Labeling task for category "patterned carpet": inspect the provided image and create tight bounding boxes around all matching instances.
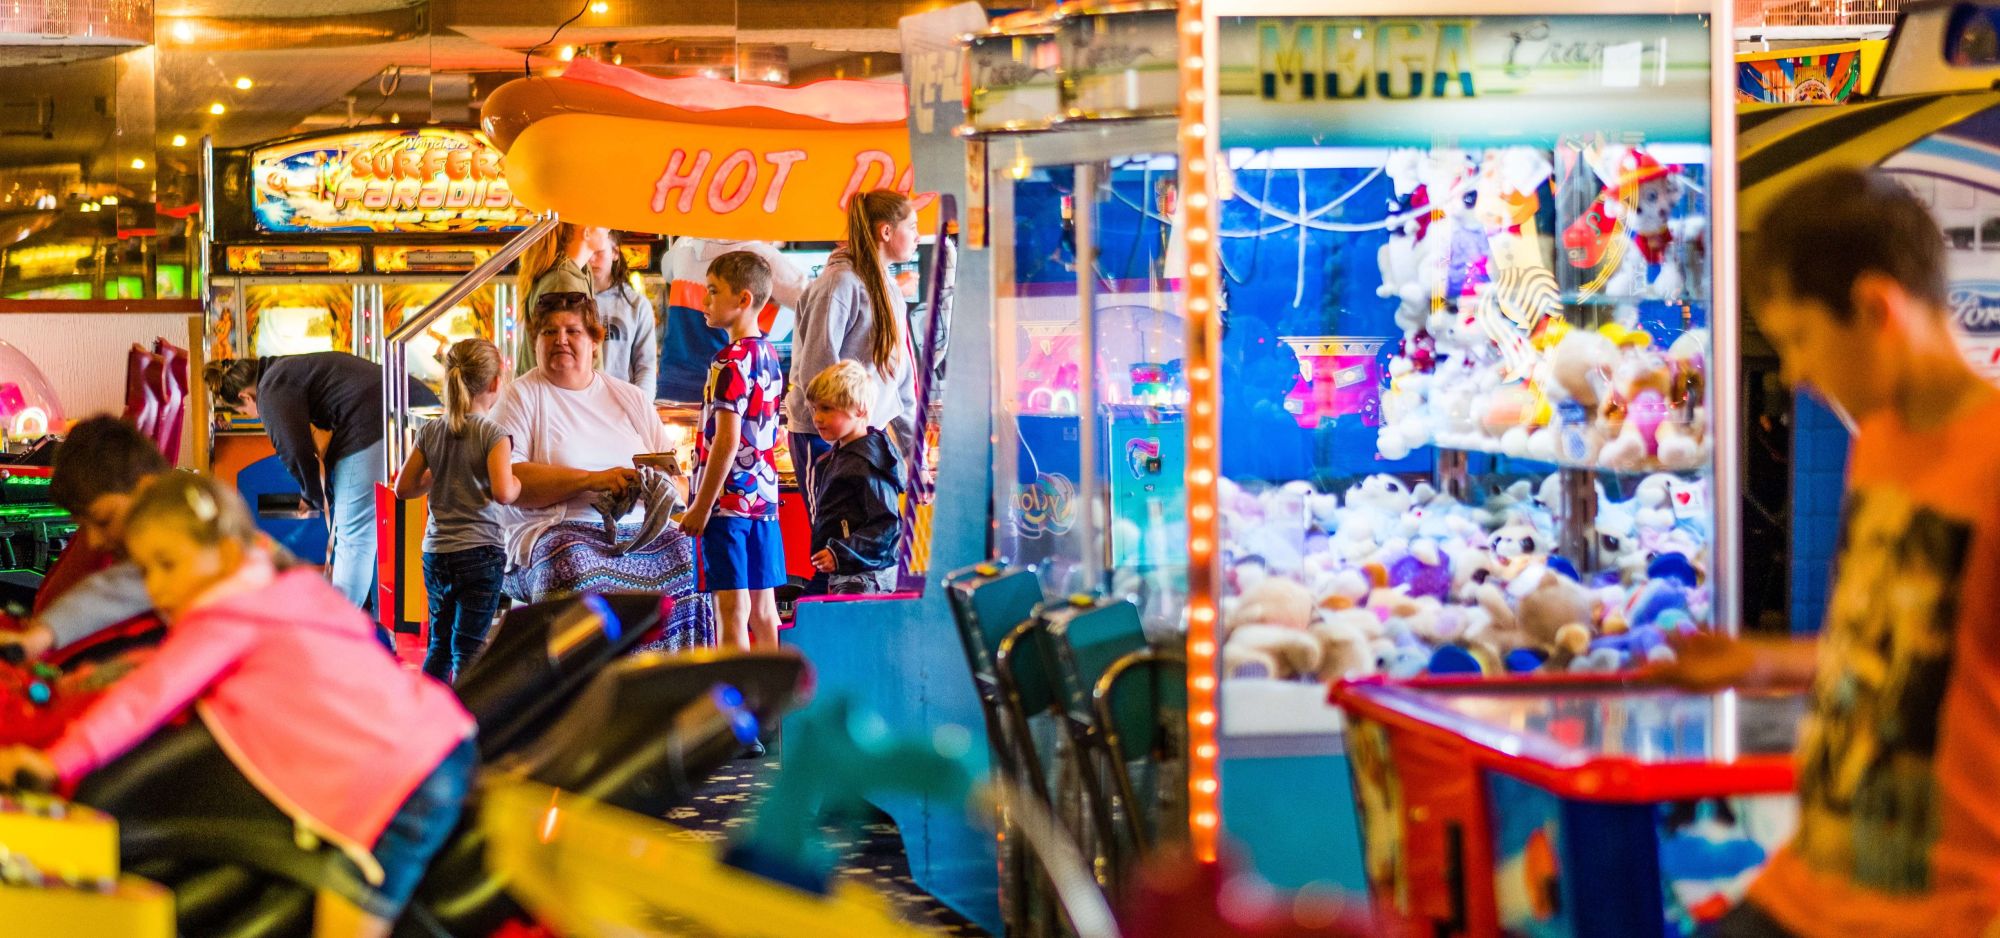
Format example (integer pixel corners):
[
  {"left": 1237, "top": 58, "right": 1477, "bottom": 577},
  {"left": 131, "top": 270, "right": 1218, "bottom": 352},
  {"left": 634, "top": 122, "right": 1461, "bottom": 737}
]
[{"left": 667, "top": 753, "right": 990, "bottom": 937}]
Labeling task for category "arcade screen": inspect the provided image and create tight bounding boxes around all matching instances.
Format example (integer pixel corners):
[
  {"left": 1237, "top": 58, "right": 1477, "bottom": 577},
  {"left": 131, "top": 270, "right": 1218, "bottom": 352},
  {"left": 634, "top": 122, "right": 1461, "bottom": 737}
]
[{"left": 246, "top": 283, "right": 351, "bottom": 357}]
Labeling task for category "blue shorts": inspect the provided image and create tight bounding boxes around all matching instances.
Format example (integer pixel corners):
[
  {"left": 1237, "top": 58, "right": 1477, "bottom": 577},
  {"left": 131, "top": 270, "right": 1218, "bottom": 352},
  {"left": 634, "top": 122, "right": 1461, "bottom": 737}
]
[
  {"left": 698, "top": 516, "right": 786, "bottom": 592},
  {"left": 363, "top": 735, "right": 477, "bottom": 918}
]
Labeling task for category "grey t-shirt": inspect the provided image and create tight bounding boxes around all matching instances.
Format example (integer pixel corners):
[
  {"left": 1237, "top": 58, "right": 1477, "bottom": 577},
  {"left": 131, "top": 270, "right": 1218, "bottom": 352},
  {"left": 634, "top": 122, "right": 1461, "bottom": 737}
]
[{"left": 415, "top": 413, "right": 508, "bottom": 554}]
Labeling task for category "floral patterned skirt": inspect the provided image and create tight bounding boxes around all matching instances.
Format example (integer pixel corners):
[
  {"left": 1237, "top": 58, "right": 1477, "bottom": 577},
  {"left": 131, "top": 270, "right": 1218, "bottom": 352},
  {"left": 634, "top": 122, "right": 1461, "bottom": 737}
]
[{"left": 505, "top": 521, "right": 715, "bottom": 652}]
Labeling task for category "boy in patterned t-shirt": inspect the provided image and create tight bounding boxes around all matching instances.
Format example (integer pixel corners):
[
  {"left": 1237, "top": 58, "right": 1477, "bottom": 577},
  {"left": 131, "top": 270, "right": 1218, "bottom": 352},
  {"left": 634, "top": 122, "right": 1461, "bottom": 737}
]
[
  {"left": 680, "top": 251, "right": 786, "bottom": 656},
  {"left": 1663, "top": 168, "right": 2000, "bottom": 938}
]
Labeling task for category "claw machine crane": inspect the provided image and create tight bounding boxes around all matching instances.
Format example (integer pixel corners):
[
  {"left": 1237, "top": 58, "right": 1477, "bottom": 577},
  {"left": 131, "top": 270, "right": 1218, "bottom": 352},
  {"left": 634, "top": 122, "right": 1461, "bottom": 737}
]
[
  {"left": 1187, "top": 0, "right": 1742, "bottom": 922},
  {"left": 204, "top": 126, "right": 540, "bottom": 563},
  {"left": 968, "top": 0, "right": 1743, "bottom": 906}
]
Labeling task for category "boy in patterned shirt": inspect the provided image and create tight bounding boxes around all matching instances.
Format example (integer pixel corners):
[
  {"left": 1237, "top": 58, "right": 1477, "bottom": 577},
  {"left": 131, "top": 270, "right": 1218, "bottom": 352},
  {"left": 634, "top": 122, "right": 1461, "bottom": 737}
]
[{"left": 680, "top": 251, "right": 786, "bottom": 657}]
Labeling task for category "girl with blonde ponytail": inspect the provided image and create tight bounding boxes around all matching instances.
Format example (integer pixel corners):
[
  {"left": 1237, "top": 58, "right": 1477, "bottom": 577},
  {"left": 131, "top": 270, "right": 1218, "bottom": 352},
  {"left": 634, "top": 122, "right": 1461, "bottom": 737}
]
[
  {"left": 395, "top": 337, "right": 521, "bottom": 680},
  {"left": 785, "top": 189, "right": 919, "bottom": 515}
]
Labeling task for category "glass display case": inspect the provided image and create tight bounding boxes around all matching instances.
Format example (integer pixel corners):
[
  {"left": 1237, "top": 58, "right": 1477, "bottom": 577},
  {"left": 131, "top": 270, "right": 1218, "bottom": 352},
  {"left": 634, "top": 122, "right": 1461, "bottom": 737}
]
[
  {"left": 1186, "top": 6, "right": 1736, "bottom": 707},
  {"left": 973, "top": 0, "right": 1739, "bottom": 870},
  {"left": 1181, "top": 0, "right": 1739, "bottom": 864},
  {"left": 989, "top": 146, "right": 1190, "bottom": 633}
]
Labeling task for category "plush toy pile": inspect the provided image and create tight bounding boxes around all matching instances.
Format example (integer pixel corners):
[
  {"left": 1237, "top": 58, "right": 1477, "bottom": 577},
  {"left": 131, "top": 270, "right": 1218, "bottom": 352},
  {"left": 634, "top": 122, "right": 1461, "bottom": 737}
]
[
  {"left": 1219, "top": 472, "right": 1711, "bottom": 684},
  {"left": 1372, "top": 144, "right": 1711, "bottom": 472}
]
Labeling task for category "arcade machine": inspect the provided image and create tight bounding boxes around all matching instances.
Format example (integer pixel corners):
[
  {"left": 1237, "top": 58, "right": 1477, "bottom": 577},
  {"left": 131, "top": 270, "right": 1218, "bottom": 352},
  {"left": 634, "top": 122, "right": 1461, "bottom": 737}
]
[
  {"left": 1739, "top": 0, "right": 2000, "bottom": 636},
  {"left": 207, "top": 125, "right": 540, "bottom": 374},
  {"left": 965, "top": 0, "right": 1741, "bottom": 897},
  {"left": 1202, "top": 0, "right": 1738, "bottom": 897},
  {"left": 205, "top": 125, "right": 541, "bottom": 565}
]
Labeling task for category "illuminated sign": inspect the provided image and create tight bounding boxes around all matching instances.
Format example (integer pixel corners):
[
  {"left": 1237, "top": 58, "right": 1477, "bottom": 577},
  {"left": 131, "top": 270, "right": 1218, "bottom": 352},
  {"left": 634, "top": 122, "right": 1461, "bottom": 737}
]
[
  {"left": 503, "top": 114, "right": 934, "bottom": 241},
  {"left": 226, "top": 244, "right": 363, "bottom": 273},
  {"left": 251, "top": 128, "right": 538, "bottom": 235},
  {"left": 1258, "top": 20, "right": 1477, "bottom": 100},
  {"left": 1736, "top": 42, "right": 1878, "bottom": 104},
  {"left": 1949, "top": 282, "right": 2000, "bottom": 378},
  {"left": 373, "top": 245, "right": 499, "bottom": 273},
  {"left": 1222, "top": 16, "right": 1713, "bottom": 148}
]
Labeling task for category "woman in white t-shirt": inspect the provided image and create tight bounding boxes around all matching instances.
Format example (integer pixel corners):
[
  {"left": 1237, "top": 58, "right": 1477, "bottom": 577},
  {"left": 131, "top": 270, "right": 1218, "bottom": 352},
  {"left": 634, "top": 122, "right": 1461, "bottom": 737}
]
[{"left": 491, "top": 291, "right": 711, "bottom": 650}]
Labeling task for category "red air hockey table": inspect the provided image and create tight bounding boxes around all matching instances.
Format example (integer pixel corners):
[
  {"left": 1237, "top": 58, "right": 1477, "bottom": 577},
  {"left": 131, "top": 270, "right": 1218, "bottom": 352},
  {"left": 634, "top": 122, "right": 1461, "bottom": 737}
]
[{"left": 1330, "top": 676, "right": 1805, "bottom": 938}]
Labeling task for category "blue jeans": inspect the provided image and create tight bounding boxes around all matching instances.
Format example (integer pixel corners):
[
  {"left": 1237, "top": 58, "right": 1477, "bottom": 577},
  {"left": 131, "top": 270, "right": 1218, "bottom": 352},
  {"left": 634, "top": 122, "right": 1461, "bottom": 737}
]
[
  {"left": 328, "top": 440, "right": 384, "bottom": 613},
  {"left": 421, "top": 545, "right": 505, "bottom": 681},
  {"left": 362, "top": 735, "right": 477, "bottom": 918}
]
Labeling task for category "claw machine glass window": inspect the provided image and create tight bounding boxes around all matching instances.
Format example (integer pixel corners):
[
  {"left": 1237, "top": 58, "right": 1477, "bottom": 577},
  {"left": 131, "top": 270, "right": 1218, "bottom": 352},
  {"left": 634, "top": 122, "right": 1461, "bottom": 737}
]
[
  {"left": 988, "top": 134, "right": 1190, "bottom": 626},
  {"left": 1095, "top": 155, "right": 1189, "bottom": 634},
  {"left": 1203, "top": 10, "right": 1734, "bottom": 726},
  {"left": 994, "top": 160, "right": 1092, "bottom": 598}
]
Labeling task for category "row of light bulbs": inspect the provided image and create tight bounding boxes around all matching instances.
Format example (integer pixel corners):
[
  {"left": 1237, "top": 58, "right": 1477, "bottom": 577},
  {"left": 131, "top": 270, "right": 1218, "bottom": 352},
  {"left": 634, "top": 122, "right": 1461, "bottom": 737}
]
[{"left": 1177, "top": 0, "right": 1222, "bottom": 865}]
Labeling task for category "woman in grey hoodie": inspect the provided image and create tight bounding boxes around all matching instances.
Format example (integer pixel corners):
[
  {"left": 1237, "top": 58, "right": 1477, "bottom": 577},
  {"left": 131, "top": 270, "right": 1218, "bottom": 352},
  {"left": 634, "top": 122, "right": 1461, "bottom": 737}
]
[{"left": 785, "top": 189, "right": 919, "bottom": 514}]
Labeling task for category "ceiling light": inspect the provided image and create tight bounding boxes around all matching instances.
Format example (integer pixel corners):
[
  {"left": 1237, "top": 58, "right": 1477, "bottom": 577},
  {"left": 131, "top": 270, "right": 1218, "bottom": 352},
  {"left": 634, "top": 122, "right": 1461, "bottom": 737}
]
[
  {"left": 101, "top": 196, "right": 119, "bottom": 205},
  {"left": 209, "top": 102, "right": 226, "bottom": 115},
  {"left": 590, "top": 1, "right": 609, "bottom": 13},
  {"left": 170, "top": 20, "right": 195, "bottom": 43},
  {"left": 130, "top": 157, "right": 146, "bottom": 170},
  {"left": 558, "top": 45, "right": 575, "bottom": 61},
  {"left": 234, "top": 77, "right": 253, "bottom": 91},
  {"left": 171, "top": 134, "right": 187, "bottom": 148}
]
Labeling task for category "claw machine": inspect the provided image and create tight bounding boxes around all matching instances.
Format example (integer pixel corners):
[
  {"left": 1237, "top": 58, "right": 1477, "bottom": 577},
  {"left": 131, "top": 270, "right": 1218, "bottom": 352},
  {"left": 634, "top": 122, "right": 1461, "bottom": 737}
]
[
  {"left": 970, "top": 0, "right": 1742, "bottom": 900},
  {"left": 204, "top": 126, "right": 540, "bottom": 562},
  {"left": 1182, "top": 0, "right": 1741, "bottom": 915}
]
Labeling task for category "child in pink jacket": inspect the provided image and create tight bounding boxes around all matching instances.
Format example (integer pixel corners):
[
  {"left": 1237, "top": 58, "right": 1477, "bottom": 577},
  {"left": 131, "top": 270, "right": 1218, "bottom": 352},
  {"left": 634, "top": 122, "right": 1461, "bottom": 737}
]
[{"left": 0, "top": 473, "right": 476, "bottom": 938}]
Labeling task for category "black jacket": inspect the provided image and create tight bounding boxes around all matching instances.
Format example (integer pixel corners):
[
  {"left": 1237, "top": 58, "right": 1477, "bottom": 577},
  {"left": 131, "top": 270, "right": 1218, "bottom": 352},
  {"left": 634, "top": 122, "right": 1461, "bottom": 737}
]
[
  {"left": 809, "top": 428, "right": 904, "bottom": 574},
  {"left": 257, "top": 352, "right": 439, "bottom": 510}
]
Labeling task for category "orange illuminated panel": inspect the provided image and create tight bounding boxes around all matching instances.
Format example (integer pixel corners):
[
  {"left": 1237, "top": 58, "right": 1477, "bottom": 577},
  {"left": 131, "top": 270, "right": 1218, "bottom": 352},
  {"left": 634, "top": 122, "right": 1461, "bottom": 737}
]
[
  {"left": 226, "top": 244, "right": 363, "bottom": 273},
  {"left": 618, "top": 243, "right": 654, "bottom": 270},
  {"left": 373, "top": 245, "right": 499, "bottom": 273}
]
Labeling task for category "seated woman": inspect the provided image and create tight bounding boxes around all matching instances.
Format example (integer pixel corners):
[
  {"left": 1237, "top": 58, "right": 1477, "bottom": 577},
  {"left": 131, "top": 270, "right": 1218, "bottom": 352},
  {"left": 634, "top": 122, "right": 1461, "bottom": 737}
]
[{"left": 494, "top": 292, "right": 712, "bottom": 650}]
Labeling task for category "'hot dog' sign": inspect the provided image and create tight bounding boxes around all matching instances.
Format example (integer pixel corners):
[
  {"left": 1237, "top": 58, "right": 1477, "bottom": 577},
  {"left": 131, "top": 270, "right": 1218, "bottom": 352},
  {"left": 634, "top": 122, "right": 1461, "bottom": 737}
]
[{"left": 500, "top": 114, "right": 936, "bottom": 241}]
